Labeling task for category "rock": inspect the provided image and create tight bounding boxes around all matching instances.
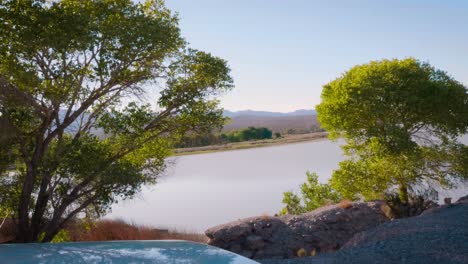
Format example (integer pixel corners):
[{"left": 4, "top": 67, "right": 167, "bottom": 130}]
[
  {"left": 457, "top": 194, "right": 468, "bottom": 203},
  {"left": 205, "top": 201, "right": 390, "bottom": 259},
  {"left": 245, "top": 235, "right": 265, "bottom": 250},
  {"left": 332, "top": 202, "right": 468, "bottom": 264}
]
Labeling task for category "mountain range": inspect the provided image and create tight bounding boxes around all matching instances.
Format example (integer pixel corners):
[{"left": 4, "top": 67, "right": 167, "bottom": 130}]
[
  {"left": 222, "top": 109, "right": 319, "bottom": 133},
  {"left": 223, "top": 109, "right": 316, "bottom": 118}
]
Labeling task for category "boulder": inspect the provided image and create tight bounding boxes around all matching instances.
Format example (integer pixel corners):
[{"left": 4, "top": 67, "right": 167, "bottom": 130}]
[
  {"left": 205, "top": 201, "right": 389, "bottom": 259},
  {"left": 457, "top": 194, "right": 468, "bottom": 203}
]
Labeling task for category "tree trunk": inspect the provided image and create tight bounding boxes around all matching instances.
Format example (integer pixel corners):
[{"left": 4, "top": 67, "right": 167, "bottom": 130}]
[
  {"left": 16, "top": 166, "right": 36, "bottom": 243},
  {"left": 41, "top": 221, "right": 62, "bottom": 242},
  {"left": 17, "top": 141, "right": 46, "bottom": 242},
  {"left": 31, "top": 175, "right": 52, "bottom": 240},
  {"left": 399, "top": 183, "right": 409, "bottom": 204}
]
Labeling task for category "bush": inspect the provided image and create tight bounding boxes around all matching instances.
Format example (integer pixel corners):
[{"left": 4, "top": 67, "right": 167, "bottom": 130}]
[{"left": 280, "top": 172, "right": 342, "bottom": 215}]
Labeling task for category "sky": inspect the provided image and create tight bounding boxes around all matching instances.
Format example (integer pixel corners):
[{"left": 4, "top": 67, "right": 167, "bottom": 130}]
[{"left": 164, "top": 0, "right": 468, "bottom": 112}]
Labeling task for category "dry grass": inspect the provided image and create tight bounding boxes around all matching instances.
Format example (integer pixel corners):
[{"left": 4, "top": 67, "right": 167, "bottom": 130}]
[
  {"left": 296, "top": 248, "right": 307, "bottom": 257},
  {"left": 338, "top": 199, "right": 353, "bottom": 209},
  {"left": 0, "top": 219, "right": 16, "bottom": 243},
  {"left": 0, "top": 219, "right": 208, "bottom": 244},
  {"left": 68, "top": 219, "right": 208, "bottom": 243}
]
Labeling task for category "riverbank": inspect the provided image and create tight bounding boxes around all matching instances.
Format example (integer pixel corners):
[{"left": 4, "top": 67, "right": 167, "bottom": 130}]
[{"left": 173, "top": 132, "right": 329, "bottom": 156}]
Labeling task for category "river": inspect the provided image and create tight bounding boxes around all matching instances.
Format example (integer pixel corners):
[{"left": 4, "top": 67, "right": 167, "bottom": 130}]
[{"left": 107, "top": 136, "right": 468, "bottom": 232}]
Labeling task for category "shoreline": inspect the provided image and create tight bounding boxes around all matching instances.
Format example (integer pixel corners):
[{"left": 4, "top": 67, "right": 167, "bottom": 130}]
[{"left": 172, "top": 132, "right": 329, "bottom": 156}]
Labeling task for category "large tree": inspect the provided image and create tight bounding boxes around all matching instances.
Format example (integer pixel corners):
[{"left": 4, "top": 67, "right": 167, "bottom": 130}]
[
  {"left": 0, "top": 0, "right": 233, "bottom": 242},
  {"left": 317, "top": 58, "right": 468, "bottom": 203}
]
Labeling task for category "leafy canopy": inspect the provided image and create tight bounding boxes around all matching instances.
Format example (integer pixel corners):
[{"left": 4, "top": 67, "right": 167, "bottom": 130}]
[
  {"left": 0, "top": 0, "right": 232, "bottom": 242},
  {"left": 317, "top": 58, "right": 468, "bottom": 202}
]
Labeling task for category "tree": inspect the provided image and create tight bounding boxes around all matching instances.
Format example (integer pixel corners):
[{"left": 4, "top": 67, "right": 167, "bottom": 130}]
[
  {"left": 0, "top": 0, "right": 233, "bottom": 242},
  {"left": 280, "top": 172, "right": 341, "bottom": 215},
  {"left": 316, "top": 58, "right": 468, "bottom": 203}
]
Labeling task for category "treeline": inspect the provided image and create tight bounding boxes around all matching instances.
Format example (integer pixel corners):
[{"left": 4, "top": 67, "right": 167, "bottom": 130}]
[
  {"left": 175, "top": 127, "right": 276, "bottom": 148},
  {"left": 286, "top": 125, "right": 325, "bottom": 135}
]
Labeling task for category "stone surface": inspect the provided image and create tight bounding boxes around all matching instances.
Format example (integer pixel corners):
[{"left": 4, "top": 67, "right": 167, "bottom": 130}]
[
  {"left": 205, "top": 201, "right": 390, "bottom": 259},
  {"left": 457, "top": 194, "right": 468, "bottom": 203}
]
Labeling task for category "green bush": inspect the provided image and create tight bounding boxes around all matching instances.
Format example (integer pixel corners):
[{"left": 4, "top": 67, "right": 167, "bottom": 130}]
[{"left": 280, "top": 172, "right": 342, "bottom": 215}]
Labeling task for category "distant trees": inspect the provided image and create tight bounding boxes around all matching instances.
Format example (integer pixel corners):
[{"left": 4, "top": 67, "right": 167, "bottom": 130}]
[
  {"left": 317, "top": 58, "right": 468, "bottom": 203},
  {"left": 286, "top": 125, "right": 324, "bottom": 135},
  {"left": 224, "top": 127, "right": 273, "bottom": 142},
  {"left": 176, "top": 127, "right": 274, "bottom": 148}
]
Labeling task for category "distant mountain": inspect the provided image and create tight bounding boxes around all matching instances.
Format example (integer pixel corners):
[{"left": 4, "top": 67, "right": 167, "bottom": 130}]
[
  {"left": 223, "top": 109, "right": 316, "bottom": 118},
  {"left": 59, "top": 108, "right": 319, "bottom": 135},
  {"left": 222, "top": 109, "right": 319, "bottom": 133}
]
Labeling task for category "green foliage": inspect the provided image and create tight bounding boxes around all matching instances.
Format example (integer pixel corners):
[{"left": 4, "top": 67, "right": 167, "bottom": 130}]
[
  {"left": 51, "top": 229, "right": 70, "bottom": 243},
  {"left": 280, "top": 172, "right": 342, "bottom": 215},
  {"left": 38, "top": 229, "right": 70, "bottom": 243},
  {"left": 0, "top": 0, "right": 232, "bottom": 242},
  {"left": 223, "top": 127, "right": 273, "bottom": 142},
  {"left": 175, "top": 126, "right": 273, "bottom": 148},
  {"left": 317, "top": 58, "right": 468, "bottom": 202}
]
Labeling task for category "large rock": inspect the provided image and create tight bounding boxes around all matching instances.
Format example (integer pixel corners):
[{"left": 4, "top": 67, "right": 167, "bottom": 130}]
[{"left": 205, "top": 201, "right": 389, "bottom": 259}]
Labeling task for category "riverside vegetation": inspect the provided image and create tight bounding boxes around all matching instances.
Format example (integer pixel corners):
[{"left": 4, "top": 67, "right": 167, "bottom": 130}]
[
  {"left": 282, "top": 58, "right": 468, "bottom": 214},
  {"left": 175, "top": 126, "right": 275, "bottom": 148}
]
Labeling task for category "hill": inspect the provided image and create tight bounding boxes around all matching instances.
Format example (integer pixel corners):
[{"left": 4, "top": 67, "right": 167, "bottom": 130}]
[
  {"left": 223, "top": 109, "right": 317, "bottom": 118},
  {"left": 222, "top": 109, "right": 319, "bottom": 133}
]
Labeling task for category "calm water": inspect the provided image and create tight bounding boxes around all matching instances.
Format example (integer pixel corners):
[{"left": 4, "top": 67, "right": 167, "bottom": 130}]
[{"left": 108, "top": 136, "right": 468, "bottom": 232}]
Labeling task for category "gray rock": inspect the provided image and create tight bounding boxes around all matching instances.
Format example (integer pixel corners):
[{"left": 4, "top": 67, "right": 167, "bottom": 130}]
[
  {"left": 205, "top": 201, "right": 390, "bottom": 259},
  {"left": 457, "top": 194, "right": 468, "bottom": 203},
  {"left": 246, "top": 235, "right": 265, "bottom": 250}
]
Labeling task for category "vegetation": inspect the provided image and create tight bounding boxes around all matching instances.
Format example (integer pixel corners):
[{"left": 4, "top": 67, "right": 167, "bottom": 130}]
[
  {"left": 280, "top": 172, "right": 341, "bottom": 215},
  {"left": 316, "top": 58, "right": 468, "bottom": 203},
  {"left": 0, "top": 218, "right": 207, "bottom": 243},
  {"left": 286, "top": 126, "right": 324, "bottom": 135},
  {"left": 0, "top": 0, "right": 232, "bottom": 242},
  {"left": 174, "top": 132, "right": 328, "bottom": 156},
  {"left": 222, "top": 126, "right": 273, "bottom": 142},
  {"left": 282, "top": 58, "right": 467, "bottom": 214},
  {"left": 67, "top": 219, "right": 207, "bottom": 243},
  {"left": 175, "top": 126, "right": 273, "bottom": 148}
]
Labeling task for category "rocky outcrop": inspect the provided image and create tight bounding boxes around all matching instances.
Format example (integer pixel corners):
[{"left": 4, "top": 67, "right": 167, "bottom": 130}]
[
  {"left": 205, "top": 201, "right": 389, "bottom": 259},
  {"left": 457, "top": 194, "right": 468, "bottom": 203}
]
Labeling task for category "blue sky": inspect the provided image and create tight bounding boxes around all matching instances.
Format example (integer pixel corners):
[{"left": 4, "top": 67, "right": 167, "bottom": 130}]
[{"left": 164, "top": 0, "right": 468, "bottom": 112}]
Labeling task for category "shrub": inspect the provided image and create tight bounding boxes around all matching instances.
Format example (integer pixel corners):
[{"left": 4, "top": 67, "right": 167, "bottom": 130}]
[{"left": 280, "top": 172, "right": 342, "bottom": 215}]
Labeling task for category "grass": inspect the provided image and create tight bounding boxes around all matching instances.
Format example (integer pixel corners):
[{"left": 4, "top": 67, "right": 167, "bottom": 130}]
[
  {"left": 0, "top": 219, "right": 208, "bottom": 244},
  {"left": 173, "top": 132, "right": 328, "bottom": 156}
]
